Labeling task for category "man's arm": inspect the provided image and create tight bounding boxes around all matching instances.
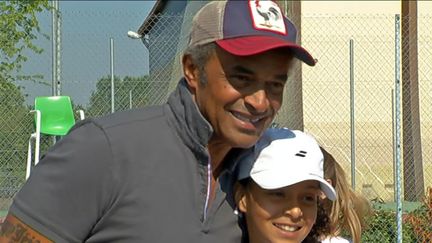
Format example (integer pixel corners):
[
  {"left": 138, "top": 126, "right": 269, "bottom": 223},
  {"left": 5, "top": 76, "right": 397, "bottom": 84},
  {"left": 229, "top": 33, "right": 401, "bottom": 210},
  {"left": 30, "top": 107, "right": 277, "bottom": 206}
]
[{"left": 0, "top": 214, "right": 53, "bottom": 243}]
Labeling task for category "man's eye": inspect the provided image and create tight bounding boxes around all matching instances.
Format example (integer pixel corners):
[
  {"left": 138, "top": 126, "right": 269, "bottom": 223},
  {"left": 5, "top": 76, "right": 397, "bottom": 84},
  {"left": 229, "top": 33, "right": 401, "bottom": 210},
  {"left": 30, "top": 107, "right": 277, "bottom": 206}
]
[
  {"left": 267, "top": 81, "right": 285, "bottom": 94},
  {"left": 272, "top": 82, "right": 284, "bottom": 88},
  {"left": 231, "top": 75, "right": 251, "bottom": 82}
]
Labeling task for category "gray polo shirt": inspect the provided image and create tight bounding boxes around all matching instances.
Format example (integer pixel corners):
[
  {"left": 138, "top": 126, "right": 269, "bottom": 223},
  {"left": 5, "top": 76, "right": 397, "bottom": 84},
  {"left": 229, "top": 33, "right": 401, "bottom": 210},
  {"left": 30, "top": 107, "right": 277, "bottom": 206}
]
[{"left": 10, "top": 79, "right": 243, "bottom": 242}]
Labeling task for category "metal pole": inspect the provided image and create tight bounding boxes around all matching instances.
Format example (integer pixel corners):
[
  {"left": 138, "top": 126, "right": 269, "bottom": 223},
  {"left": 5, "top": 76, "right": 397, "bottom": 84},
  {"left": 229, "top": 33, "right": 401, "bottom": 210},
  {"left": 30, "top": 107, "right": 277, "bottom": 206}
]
[
  {"left": 349, "top": 39, "right": 356, "bottom": 190},
  {"left": 56, "top": 0, "right": 61, "bottom": 96},
  {"left": 110, "top": 38, "right": 115, "bottom": 113},
  {"left": 129, "top": 90, "right": 133, "bottom": 109},
  {"left": 51, "top": 0, "right": 57, "bottom": 96},
  {"left": 392, "top": 89, "right": 396, "bottom": 202},
  {"left": 51, "top": 0, "right": 60, "bottom": 144},
  {"left": 394, "top": 14, "right": 403, "bottom": 243}
]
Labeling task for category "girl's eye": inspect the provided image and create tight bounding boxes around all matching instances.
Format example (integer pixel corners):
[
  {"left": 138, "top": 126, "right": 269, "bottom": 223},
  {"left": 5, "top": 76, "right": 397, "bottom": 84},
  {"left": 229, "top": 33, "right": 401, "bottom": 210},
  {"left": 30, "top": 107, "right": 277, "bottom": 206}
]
[{"left": 303, "top": 195, "right": 318, "bottom": 204}]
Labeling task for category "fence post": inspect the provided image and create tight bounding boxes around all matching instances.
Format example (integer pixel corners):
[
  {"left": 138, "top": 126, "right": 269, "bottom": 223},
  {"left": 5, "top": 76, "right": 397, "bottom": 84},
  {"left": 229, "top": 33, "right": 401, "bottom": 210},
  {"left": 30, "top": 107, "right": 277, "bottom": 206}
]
[
  {"left": 52, "top": 0, "right": 58, "bottom": 96},
  {"left": 110, "top": 37, "right": 115, "bottom": 113},
  {"left": 349, "top": 39, "right": 356, "bottom": 190},
  {"left": 129, "top": 90, "right": 133, "bottom": 109},
  {"left": 52, "top": 0, "right": 61, "bottom": 144},
  {"left": 392, "top": 89, "right": 396, "bottom": 203},
  {"left": 394, "top": 13, "right": 403, "bottom": 243}
]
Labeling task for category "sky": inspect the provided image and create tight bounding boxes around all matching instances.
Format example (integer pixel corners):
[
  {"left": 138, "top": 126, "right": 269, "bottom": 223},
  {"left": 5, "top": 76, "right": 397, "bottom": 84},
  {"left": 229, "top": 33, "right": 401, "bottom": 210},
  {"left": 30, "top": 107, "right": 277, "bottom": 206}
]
[
  {"left": 17, "top": 0, "right": 431, "bottom": 106},
  {"left": 19, "top": 1, "right": 156, "bottom": 105}
]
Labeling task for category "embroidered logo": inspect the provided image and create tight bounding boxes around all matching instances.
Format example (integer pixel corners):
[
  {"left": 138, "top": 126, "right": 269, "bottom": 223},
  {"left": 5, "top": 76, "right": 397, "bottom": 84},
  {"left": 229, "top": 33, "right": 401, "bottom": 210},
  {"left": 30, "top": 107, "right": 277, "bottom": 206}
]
[
  {"left": 295, "top": 150, "right": 307, "bottom": 157},
  {"left": 249, "top": 0, "right": 286, "bottom": 34}
]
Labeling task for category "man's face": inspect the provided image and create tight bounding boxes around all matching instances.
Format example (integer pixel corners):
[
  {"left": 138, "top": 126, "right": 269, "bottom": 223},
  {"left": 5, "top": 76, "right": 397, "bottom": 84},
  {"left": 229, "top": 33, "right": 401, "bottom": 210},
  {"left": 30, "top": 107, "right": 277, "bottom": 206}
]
[
  {"left": 238, "top": 180, "right": 321, "bottom": 243},
  {"left": 189, "top": 46, "right": 293, "bottom": 149}
]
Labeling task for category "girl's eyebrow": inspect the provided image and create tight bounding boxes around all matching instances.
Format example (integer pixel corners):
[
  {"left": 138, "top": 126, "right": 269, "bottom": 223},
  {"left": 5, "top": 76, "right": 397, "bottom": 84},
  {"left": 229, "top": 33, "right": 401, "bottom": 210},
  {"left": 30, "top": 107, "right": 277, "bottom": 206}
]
[{"left": 305, "top": 184, "right": 321, "bottom": 190}]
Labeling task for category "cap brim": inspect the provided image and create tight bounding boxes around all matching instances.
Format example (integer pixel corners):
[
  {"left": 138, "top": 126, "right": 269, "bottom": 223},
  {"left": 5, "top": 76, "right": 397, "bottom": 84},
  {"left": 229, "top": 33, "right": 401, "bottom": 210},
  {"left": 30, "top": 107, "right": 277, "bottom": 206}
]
[
  {"left": 216, "top": 36, "right": 316, "bottom": 66},
  {"left": 251, "top": 173, "right": 337, "bottom": 201}
]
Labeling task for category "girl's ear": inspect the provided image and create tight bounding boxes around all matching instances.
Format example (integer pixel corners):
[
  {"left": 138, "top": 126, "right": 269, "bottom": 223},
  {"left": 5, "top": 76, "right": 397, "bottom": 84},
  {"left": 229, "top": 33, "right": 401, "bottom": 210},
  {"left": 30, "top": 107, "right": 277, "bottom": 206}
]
[{"left": 234, "top": 183, "right": 248, "bottom": 213}]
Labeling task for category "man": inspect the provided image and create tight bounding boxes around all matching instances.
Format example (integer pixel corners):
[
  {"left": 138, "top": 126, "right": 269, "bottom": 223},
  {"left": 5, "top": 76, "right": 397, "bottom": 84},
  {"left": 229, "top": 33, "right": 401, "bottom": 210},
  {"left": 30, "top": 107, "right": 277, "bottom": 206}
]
[{"left": 0, "top": 1, "right": 315, "bottom": 242}]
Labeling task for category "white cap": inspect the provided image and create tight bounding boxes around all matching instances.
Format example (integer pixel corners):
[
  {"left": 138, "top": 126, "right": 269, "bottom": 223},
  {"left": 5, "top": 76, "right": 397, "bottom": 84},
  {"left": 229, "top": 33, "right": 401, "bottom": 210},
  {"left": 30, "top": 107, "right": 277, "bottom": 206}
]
[{"left": 237, "top": 128, "right": 336, "bottom": 201}]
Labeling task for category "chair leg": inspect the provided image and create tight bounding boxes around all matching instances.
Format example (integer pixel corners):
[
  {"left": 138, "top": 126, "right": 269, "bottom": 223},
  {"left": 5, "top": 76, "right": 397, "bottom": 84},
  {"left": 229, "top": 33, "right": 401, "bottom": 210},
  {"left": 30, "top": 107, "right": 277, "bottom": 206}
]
[
  {"left": 34, "top": 110, "right": 41, "bottom": 165},
  {"left": 27, "top": 110, "right": 41, "bottom": 179},
  {"left": 26, "top": 134, "right": 35, "bottom": 180},
  {"left": 77, "top": 110, "right": 85, "bottom": 120},
  {"left": 34, "top": 132, "right": 40, "bottom": 165}
]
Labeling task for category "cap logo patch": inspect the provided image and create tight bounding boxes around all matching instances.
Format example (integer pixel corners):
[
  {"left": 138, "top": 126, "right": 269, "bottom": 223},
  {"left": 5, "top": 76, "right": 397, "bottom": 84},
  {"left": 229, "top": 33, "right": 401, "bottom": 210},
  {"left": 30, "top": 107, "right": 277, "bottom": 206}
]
[
  {"left": 295, "top": 151, "right": 307, "bottom": 157},
  {"left": 249, "top": 0, "right": 286, "bottom": 35}
]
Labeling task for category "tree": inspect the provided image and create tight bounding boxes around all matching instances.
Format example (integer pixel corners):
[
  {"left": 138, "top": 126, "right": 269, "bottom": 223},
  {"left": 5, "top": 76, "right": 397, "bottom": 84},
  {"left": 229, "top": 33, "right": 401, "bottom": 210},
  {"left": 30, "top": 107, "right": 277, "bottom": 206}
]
[
  {"left": 0, "top": 0, "right": 50, "bottom": 83},
  {"left": 0, "top": 1, "right": 49, "bottom": 196},
  {"left": 86, "top": 75, "right": 122, "bottom": 117},
  {"left": 0, "top": 76, "right": 31, "bottom": 184},
  {"left": 86, "top": 75, "right": 151, "bottom": 118}
]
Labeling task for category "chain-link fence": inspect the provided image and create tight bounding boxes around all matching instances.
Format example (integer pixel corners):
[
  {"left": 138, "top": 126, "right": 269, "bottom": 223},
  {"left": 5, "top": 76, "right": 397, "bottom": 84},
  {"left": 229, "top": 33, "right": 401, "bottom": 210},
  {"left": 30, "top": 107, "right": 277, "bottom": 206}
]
[{"left": 1, "top": 8, "right": 431, "bottom": 241}]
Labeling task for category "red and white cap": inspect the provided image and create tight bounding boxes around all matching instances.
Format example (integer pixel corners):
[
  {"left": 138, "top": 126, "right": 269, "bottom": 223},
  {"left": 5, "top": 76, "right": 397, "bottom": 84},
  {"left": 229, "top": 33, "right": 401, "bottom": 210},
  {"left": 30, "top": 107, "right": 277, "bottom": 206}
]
[{"left": 188, "top": 0, "right": 316, "bottom": 66}]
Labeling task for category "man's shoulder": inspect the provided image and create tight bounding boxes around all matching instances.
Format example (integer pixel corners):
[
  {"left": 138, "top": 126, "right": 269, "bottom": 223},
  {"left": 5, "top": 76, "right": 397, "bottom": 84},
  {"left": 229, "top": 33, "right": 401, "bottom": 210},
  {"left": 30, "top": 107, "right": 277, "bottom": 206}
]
[
  {"left": 67, "top": 105, "right": 171, "bottom": 141},
  {"left": 87, "top": 105, "right": 167, "bottom": 130}
]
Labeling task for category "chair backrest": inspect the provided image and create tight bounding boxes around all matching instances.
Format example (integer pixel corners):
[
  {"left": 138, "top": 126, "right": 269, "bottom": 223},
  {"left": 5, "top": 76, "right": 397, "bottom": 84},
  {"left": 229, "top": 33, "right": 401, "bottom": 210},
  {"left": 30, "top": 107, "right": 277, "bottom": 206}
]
[{"left": 34, "top": 96, "right": 76, "bottom": 136}]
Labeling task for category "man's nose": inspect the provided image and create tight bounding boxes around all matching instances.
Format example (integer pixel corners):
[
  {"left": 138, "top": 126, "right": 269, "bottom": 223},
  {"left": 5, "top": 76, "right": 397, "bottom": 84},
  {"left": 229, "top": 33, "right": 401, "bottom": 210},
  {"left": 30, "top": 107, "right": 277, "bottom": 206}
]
[{"left": 244, "top": 89, "right": 270, "bottom": 114}]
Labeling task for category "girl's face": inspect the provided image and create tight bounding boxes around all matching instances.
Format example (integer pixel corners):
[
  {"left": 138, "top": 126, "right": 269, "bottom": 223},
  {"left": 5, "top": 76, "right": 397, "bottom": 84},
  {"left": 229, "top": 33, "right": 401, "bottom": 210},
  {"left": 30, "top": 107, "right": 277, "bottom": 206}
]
[{"left": 238, "top": 180, "right": 321, "bottom": 243}]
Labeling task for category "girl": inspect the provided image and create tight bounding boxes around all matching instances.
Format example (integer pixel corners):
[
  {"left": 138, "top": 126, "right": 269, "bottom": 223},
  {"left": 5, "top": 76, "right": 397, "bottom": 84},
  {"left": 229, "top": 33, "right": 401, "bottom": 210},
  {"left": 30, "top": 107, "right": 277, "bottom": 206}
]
[{"left": 234, "top": 128, "right": 336, "bottom": 243}]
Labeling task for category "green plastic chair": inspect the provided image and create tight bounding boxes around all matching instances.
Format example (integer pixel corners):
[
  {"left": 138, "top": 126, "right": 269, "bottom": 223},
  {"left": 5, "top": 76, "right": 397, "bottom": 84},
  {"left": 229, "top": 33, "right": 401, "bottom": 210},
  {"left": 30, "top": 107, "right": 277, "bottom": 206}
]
[{"left": 26, "top": 96, "right": 85, "bottom": 179}]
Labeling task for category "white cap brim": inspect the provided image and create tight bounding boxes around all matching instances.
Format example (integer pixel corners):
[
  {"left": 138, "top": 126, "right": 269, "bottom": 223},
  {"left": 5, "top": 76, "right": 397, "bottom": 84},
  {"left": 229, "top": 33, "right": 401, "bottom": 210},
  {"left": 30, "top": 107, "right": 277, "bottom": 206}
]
[{"left": 251, "top": 171, "right": 337, "bottom": 201}]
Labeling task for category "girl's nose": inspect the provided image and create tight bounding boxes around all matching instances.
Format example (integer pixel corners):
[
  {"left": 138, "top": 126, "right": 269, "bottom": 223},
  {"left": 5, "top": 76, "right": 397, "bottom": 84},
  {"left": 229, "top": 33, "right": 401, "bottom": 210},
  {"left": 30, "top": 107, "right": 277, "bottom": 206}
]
[{"left": 284, "top": 205, "right": 303, "bottom": 220}]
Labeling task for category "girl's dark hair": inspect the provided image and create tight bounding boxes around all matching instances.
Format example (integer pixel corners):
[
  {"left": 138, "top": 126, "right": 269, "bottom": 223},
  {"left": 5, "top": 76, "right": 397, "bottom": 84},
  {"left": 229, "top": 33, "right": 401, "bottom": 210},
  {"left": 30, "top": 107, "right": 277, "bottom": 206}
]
[{"left": 302, "top": 200, "right": 331, "bottom": 243}]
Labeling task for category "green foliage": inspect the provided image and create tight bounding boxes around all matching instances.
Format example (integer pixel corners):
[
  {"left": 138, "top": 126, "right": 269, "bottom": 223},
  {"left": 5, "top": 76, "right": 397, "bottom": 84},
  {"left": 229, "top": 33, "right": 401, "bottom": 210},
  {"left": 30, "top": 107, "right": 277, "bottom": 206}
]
[
  {"left": 0, "top": 1, "right": 50, "bottom": 178},
  {"left": 0, "top": 0, "right": 50, "bottom": 82},
  {"left": 0, "top": 77, "right": 26, "bottom": 109},
  {"left": 403, "top": 188, "right": 432, "bottom": 242},
  {"left": 0, "top": 77, "right": 30, "bottom": 184},
  {"left": 362, "top": 206, "right": 417, "bottom": 242},
  {"left": 86, "top": 75, "right": 151, "bottom": 117},
  {"left": 0, "top": 77, "right": 29, "bottom": 137},
  {"left": 361, "top": 195, "right": 432, "bottom": 243}
]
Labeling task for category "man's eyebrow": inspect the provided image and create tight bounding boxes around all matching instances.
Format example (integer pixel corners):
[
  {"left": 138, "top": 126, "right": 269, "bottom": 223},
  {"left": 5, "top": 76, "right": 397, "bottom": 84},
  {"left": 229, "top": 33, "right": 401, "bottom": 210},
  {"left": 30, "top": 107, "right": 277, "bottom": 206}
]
[
  {"left": 231, "top": 65, "right": 254, "bottom": 75},
  {"left": 231, "top": 65, "right": 288, "bottom": 81}
]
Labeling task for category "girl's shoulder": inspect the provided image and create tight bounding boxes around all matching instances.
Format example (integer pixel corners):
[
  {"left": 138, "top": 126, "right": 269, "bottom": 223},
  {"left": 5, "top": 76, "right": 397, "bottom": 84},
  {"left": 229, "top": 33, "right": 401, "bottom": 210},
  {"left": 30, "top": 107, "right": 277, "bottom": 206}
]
[{"left": 321, "top": 236, "right": 351, "bottom": 243}]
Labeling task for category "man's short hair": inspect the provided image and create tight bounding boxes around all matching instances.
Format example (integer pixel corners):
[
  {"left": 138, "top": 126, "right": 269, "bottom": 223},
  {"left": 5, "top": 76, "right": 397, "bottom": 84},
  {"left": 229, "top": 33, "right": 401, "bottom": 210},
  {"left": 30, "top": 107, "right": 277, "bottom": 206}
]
[{"left": 183, "top": 42, "right": 216, "bottom": 85}]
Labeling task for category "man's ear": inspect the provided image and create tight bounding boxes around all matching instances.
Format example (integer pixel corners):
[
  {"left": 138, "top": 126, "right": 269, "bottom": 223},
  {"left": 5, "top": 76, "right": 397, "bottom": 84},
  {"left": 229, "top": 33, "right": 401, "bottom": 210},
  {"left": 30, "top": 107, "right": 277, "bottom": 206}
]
[
  {"left": 182, "top": 54, "right": 200, "bottom": 92},
  {"left": 234, "top": 183, "right": 248, "bottom": 214}
]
